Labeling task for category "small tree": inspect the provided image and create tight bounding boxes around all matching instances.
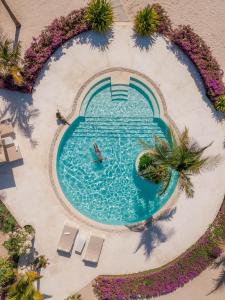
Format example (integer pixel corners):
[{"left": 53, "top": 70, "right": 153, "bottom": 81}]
[
  {"left": 134, "top": 5, "right": 160, "bottom": 36},
  {"left": 32, "top": 255, "right": 49, "bottom": 271},
  {"left": 0, "top": 258, "right": 15, "bottom": 293},
  {"left": 86, "top": 0, "right": 113, "bottom": 32},
  {"left": 139, "top": 128, "right": 217, "bottom": 198},
  {"left": 7, "top": 271, "right": 43, "bottom": 300},
  {"left": 0, "top": 39, "right": 23, "bottom": 86}
]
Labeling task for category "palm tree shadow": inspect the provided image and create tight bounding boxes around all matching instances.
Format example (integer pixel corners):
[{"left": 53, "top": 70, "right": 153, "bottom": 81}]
[
  {"left": 132, "top": 33, "right": 156, "bottom": 51},
  {"left": 208, "top": 255, "right": 225, "bottom": 294},
  {"left": 127, "top": 207, "right": 176, "bottom": 258},
  {"left": 0, "top": 90, "right": 39, "bottom": 147},
  {"left": 167, "top": 42, "right": 225, "bottom": 123},
  {"left": 75, "top": 29, "right": 114, "bottom": 51}
]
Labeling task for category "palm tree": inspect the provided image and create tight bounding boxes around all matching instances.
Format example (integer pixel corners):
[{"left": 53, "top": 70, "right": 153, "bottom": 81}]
[
  {"left": 134, "top": 5, "right": 160, "bottom": 36},
  {"left": 86, "top": 0, "right": 113, "bottom": 32},
  {"left": 0, "top": 39, "right": 23, "bottom": 86},
  {"left": 139, "top": 127, "right": 215, "bottom": 198},
  {"left": 7, "top": 271, "right": 43, "bottom": 300}
]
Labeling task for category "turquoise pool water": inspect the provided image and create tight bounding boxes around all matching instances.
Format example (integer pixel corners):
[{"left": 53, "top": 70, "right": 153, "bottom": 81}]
[{"left": 57, "top": 77, "right": 177, "bottom": 225}]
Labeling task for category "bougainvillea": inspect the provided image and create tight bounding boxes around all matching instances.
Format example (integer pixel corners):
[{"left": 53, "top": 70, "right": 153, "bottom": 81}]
[
  {"left": 170, "top": 25, "right": 225, "bottom": 101},
  {"left": 152, "top": 3, "right": 172, "bottom": 36},
  {"left": 94, "top": 200, "right": 225, "bottom": 300},
  {"left": 21, "top": 8, "right": 89, "bottom": 92}
]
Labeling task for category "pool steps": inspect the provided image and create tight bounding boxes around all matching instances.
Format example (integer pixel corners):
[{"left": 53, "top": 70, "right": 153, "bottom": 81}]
[
  {"left": 111, "top": 84, "right": 128, "bottom": 101},
  {"left": 80, "top": 76, "right": 160, "bottom": 118},
  {"left": 72, "top": 117, "right": 165, "bottom": 140}
]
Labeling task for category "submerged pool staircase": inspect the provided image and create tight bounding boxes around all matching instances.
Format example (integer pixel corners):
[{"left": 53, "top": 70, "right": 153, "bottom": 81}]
[
  {"left": 77, "top": 76, "right": 164, "bottom": 142},
  {"left": 111, "top": 84, "right": 129, "bottom": 101},
  {"left": 74, "top": 117, "right": 164, "bottom": 143}
]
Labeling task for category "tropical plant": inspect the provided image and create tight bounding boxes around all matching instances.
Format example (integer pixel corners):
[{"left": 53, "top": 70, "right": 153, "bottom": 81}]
[
  {"left": 214, "top": 95, "right": 225, "bottom": 112},
  {"left": 4, "top": 226, "right": 34, "bottom": 259},
  {"left": 86, "top": 0, "right": 113, "bottom": 32},
  {"left": 138, "top": 153, "right": 170, "bottom": 186},
  {"left": 65, "top": 294, "right": 82, "bottom": 300},
  {"left": 139, "top": 127, "right": 215, "bottom": 198},
  {"left": 32, "top": 255, "right": 49, "bottom": 271},
  {"left": 134, "top": 5, "right": 160, "bottom": 36},
  {"left": 7, "top": 271, "right": 43, "bottom": 300},
  {"left": 0, "top": 258, "right": 15, "bottom": 293},
  {"left": 0, "top": 200, "right": 17, "bottom": 233},
  {"left": 0, "top": 39, "right": 23, "bottom": 85}
]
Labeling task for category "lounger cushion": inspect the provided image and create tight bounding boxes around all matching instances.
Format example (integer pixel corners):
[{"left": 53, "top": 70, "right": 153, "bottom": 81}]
[
  {"left": 83, "top": 235, "right": 104, "bottom": 264},
  {"left": 57, "top": 224, "right": 78, "bottom": 254}
]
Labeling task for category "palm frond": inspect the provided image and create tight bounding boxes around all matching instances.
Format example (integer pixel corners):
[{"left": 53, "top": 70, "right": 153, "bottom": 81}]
[{"left": 179, "top": 172, "right": 194, "bottom": 198}]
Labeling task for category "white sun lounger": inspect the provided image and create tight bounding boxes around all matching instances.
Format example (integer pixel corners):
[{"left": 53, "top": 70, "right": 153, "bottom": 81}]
[
  {"left": 74, "top": 233, "right": 86, "bottom": 254},
  {"left": 57, "top": 224, "right": 78, "bottom": 255},
  {"left": 83, "top": 235, "right": 104, "bottom": 264}
]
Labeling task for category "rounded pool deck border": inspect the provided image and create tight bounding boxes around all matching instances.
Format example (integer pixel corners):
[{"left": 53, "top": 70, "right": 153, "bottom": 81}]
[{"left": 49, "top": 67, "right": 181, "bottom": 232}]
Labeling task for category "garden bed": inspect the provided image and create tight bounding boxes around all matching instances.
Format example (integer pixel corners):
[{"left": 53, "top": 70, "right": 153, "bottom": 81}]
[{"left": 94, "top": 199, "right": 225, "bottom": 300}]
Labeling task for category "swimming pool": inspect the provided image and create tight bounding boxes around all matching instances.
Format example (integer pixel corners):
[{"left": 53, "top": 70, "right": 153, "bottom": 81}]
[{"left": 56, "top": 76, "right": 178, "bottom": 225}]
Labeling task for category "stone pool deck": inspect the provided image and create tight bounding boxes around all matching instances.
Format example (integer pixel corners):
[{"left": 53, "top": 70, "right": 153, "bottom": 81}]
[{"left": 0, "top": 23, "right": 224, "bottom": 299}]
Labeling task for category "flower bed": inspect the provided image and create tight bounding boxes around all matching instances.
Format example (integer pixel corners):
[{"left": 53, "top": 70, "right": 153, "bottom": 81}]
[
  {"left": 22, "top": 8, "right": 89, "bottom": 93},
  {"left": 152, "top": 3, "right": 172, "bottom": 37},
  {"left": 94, "top": 199, "right": 225, "bottom": 300},
  {"left": 2, "top": 8, "right": 88, "bottom": 93},
  {"left": 170, "top": 25, "right": 225, "bottom": 101}
]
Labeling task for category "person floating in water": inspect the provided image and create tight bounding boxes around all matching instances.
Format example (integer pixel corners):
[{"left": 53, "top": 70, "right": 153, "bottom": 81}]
[
  {"left": 56, "top": 109, "right": 70, "bottom": 125},
  {"left": 93, "top": 142, "right": 104, "bottom": 163}
]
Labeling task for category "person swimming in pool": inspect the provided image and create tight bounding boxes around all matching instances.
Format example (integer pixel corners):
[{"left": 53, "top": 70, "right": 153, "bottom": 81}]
[{"left": 93, "top": 142, "right": 104, "bottom": 163}]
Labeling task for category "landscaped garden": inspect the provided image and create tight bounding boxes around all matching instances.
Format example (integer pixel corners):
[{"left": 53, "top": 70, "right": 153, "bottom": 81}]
[{"left": 0, "top": 1, "right": 224, "bottom": 299}]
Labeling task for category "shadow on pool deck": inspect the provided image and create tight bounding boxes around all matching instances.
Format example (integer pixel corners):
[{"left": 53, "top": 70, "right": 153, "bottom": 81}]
[
  {"left": 167, "top": 42, "right": 225, "bottom": 123},
  {"left": 132, "top": 33, "right": 156, "bottom": 51},
  {"left": 75, "top": 29, "right": 114, "bottom": 52},
  {"left": 127, "top": 207, "right": 176, "bottom": 258},
  {"left": 209, "top": 254, "right": 225, "bottom": 294},
  {"left": 0, "top": 89, "right": 39, "bottom": 147}
]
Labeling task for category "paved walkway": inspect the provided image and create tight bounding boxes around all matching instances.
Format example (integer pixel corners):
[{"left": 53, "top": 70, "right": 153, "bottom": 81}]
[{"left": 0, "top": 24, "right": 224, "bottom": 299}]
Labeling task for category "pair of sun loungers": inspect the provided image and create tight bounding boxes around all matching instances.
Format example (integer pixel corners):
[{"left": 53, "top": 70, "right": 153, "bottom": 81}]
[
  {"left": 0, "top": 121, "right": 22, "bottom": 164},
  {"left": 57, "top": 224, "right": 104, "bottom": 265}
]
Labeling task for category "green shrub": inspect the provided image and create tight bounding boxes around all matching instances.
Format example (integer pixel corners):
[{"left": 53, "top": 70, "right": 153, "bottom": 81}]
[
  {"left": 65, "top": 294, "right": 81, "bottom": 300},
  {"left": 0, "top": 201, "right": 17, "bottom": 233},
  {"left": 86, "top": 0, "right": 113, "bottom": 32},
  {"left": 134, "top": 5, "right": 160, "bottom": 36},
  {"left": 4, "top": 226, "right": 34, "bottom": 259},
  {"left": 138, "top": 154, "right": 170, "bottom": 184},
  {"left": 214, "top": 95, "right": 225, "bottom": 112},
  {"left": 0, "top": 258, "right": 15, "bottom": 292}
]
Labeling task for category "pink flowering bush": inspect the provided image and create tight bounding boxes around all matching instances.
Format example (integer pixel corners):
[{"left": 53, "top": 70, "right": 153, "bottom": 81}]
[
  {"left": 94, "top": 201, "right": 225, "bottom": 300},
  {"left": 21, "top": 8, "right": 89, "bottom": 92},
  {"left": 170, "top": 25, "right": 225, "bottom": 101},
  {"left": 152, "top": 3, "right": 172, "bottom": 36}
]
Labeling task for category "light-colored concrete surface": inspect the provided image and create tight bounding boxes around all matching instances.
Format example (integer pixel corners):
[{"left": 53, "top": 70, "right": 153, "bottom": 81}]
[{"left": 0, "top": 23, "right": 224, "bottom": 299}]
